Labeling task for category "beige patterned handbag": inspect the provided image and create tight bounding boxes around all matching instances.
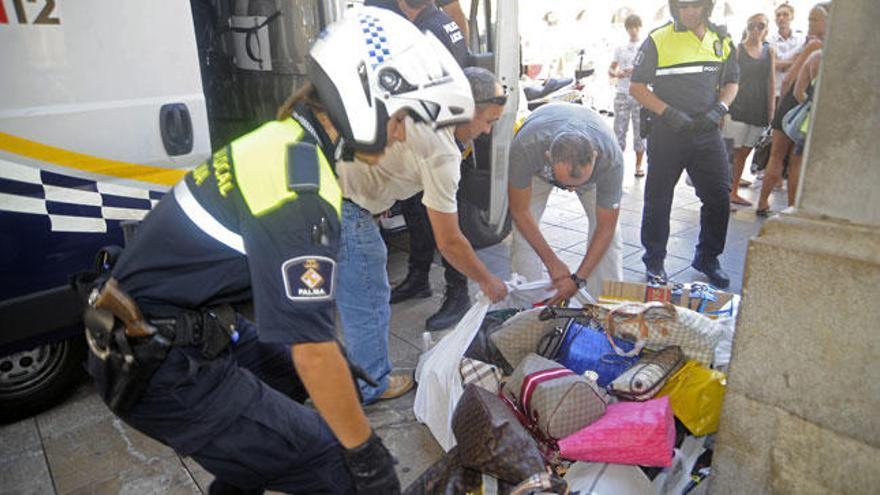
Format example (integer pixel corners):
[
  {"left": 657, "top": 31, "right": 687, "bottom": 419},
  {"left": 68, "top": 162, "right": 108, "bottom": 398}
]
[
  {"left": 503, "top": 354, "right": 607, "bottom": 441},
  {"left": 489, "top": 308, "right": 560, "bottom": 370},
  {"left": 585, "top": 302, "right": 723, "bottom": 366},
  {"left": 609, "top": 346, "right": 685, "bottom": 401}
]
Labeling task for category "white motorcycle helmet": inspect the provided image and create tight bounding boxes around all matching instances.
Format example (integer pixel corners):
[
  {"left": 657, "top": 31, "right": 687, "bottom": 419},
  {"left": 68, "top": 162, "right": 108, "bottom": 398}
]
[{"left": 307, "top": 7, "right": 474, "bottom": 152}]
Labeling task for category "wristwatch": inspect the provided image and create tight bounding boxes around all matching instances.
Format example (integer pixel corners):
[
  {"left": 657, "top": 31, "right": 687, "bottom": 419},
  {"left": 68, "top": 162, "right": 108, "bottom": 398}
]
[{"left": 570, "top": 273, "right": 586, "bottom": 289}]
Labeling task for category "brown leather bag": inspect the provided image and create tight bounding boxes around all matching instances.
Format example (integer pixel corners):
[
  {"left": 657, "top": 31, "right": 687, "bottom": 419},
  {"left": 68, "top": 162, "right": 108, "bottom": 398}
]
[{"left": 451, "top": 384, "right": 546, "bottom": 484}]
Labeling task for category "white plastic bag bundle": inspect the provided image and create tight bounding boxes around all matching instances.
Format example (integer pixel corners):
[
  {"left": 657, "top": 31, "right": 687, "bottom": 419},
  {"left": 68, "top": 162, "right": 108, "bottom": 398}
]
[{"left": 413, "top": 277, "right": 594, "bottom": 451}]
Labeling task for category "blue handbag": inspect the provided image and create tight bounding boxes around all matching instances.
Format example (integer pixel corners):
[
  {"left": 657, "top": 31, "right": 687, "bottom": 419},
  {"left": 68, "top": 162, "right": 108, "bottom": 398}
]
[{"left": 554, "top": 319, "right": 639, "bottom": 387}]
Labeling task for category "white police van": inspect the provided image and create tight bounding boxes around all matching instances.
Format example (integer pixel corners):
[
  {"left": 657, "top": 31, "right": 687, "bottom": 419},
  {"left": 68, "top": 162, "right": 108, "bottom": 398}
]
[{"left": 0, "top": 0, "right": 517, "bottom": 421}]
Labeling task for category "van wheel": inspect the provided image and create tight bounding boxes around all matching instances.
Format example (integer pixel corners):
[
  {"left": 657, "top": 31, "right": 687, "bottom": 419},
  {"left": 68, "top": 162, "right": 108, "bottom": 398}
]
[
  {"left": 458, "top": 201, "right": 512, "bottom": 249},
  {"left": 0, "top": 336, "right": 87, "bottom": 423}
]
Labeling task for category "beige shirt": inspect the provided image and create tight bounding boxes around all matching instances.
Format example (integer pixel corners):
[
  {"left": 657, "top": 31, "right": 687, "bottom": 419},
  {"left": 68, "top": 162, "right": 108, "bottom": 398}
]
[{"left": 337, "top": 118, "right": 461, "bottom": 214}]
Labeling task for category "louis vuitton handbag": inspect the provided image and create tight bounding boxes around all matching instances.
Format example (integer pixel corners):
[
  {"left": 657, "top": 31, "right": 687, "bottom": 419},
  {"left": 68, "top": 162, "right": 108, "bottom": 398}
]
[
  {"left": 451, "top": 384, "right": 547, "bottom": 484},
  {"left": 585, "top": 302, "right": 723, "bottom": 366},
  {"left": 503, "top": 353, "right": 608, "bottom": 441},
  {"left": 609, "top": 345, "right": 685, "bottom": 401}
]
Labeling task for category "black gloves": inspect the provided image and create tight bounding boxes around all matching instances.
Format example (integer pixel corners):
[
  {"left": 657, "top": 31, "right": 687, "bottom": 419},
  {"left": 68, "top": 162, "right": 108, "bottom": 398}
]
[
  {"left": 343, "top": 432, "right": 401, "bottom": 495},
  {"left": 659, "top": 106, "right": 694, "bottom": 134},
  {"left": 692, "top": 101, "right": 728, "bottom": 133}
]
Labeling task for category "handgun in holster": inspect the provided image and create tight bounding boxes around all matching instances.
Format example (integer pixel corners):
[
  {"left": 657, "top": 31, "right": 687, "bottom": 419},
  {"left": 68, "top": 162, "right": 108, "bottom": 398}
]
[
  {"left": 640, "top": 107, "right": 653, "bottom": 138},
  {"left": 81, "top": 278, "right": 172, "bottom": 414}
]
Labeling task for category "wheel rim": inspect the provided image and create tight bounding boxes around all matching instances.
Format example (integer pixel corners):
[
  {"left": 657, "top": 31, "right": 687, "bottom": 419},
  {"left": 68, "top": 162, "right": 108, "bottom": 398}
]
[{"left": 0, "top": 342, "right": 69, "bottom": 399}]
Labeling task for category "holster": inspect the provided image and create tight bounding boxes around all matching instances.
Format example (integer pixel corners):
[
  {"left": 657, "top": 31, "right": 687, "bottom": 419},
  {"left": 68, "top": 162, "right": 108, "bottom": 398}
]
[
  {"left": 640, "top": 107, "right": 653, "bottom": 138},
  {"left": 74, "top": 271, "right": 236, "bottom": 414}
]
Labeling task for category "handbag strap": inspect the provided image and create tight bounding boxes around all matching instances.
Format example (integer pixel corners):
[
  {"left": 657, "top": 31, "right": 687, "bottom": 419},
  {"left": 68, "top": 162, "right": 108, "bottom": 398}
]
[{"left": 520, "top": 367, "right": 574, "bottom": 421}]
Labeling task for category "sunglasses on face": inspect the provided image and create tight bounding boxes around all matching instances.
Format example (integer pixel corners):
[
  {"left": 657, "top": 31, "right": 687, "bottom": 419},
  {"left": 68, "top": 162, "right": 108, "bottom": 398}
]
[
  {"left": 748, "top": 21, "right": 766, "bottom": 31},
  {"left": 475, "top": 86, "right": 510, "bottom": 106}
]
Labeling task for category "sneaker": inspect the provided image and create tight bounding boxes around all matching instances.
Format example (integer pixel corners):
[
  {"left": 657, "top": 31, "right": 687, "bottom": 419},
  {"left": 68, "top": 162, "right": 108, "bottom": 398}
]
[
  {"left": 645, "top": 265, "right": 668, "bottom": 285},
  {"left": 378, "top": 373, "right": 415, "bottom": 400}
]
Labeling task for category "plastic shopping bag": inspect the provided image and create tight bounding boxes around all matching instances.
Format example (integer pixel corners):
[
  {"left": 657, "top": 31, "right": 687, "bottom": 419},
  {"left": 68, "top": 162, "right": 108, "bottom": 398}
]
[
  {"left": 558, "top": 396, "right": 676, "bottom": 467},
  {"left": 656, "top": 360, "right": 727, "bottom": 436},
  {"left": 414, "top": 278, "right": 560, "bottom": 451}
]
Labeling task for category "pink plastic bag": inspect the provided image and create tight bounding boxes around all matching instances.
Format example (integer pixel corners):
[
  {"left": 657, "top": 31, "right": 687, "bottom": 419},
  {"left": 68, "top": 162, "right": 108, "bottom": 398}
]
[{"left": 557, "top": 396, "right": 675, "bottom": 467}]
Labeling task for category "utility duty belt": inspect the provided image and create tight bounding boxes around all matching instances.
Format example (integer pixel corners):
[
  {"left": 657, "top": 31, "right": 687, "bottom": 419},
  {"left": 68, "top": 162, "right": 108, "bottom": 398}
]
[{"left": 76, "top": 276, "right": 237, "bottom": 414}]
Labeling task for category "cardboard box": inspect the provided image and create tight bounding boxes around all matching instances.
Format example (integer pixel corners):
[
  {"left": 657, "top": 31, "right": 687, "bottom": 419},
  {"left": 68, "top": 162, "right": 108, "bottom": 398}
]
[{"left": 599, "top": 280, "right": 734, "bottom": 318}]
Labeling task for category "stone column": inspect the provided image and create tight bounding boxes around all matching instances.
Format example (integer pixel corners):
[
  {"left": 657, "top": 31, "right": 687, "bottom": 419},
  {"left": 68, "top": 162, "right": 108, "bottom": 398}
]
[{"left": 710, "top": 2, "right": 880, "bottom": 493}]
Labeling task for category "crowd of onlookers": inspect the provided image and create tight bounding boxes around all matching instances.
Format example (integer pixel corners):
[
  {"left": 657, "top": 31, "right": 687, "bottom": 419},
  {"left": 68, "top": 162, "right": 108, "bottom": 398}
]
[{"left": 570, "top": 2, "right": 831, "bottom": 217}]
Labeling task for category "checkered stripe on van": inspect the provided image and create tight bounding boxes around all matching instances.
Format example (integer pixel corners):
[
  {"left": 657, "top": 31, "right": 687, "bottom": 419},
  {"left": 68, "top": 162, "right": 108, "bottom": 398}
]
[
  {"left": 359, "top": 13, "right": 390, "bottom": 68},
  {"left": 0, "top": 158, "right": 165, "bottom": 233}
]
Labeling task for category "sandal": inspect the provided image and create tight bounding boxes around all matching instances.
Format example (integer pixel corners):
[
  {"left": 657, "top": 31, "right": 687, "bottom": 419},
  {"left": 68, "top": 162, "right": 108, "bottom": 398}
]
[
  {"left": 635, "top": 170, "right": 645, "bottom": 178},
  {"left": 755, "top": 208, "right": 771, "bottom": 218},
  {"left": 738, "top": 178, "right": 752, "bottom": 187},
  {"left": 730, "top": 196, "right": 753, "bottom": 206}
]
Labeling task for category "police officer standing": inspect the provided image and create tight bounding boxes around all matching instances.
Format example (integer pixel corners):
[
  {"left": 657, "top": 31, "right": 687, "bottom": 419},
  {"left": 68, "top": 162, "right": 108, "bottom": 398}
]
[
  {"left": 79, "top": 9, "right": 474, "bottom": 494},
  {"left": 630, "top": 0, "right": 739, "bottom": 288}
]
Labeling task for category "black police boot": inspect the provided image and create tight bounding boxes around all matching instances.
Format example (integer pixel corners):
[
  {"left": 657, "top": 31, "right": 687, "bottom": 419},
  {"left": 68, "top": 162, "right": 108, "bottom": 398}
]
[
  {"left": 208, "top": 480, "right": 263, "bottom": 495},
  {"left": 425, "top": 284, "right": 471, "bottom": 331},
  {"left": 390, "top": 269, "right": 431, "bottom": 304},
  {"left": 691, "top": 256, "right": 730, "bottom": 289},
  {"left": 645, "top": 264, "right": 668, "bottom": 285}
]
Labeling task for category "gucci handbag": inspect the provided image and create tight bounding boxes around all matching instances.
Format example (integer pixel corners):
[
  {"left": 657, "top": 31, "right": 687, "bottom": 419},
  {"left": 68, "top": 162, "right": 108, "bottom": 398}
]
[
  {"left": 489, "top": 308, "right": 560, "bottom": 371},
  {"left": 608, "top": 345, "right": 685, "bottom": 401},
  {"left": 451, "top": 384, "right": 546, "bottom": 484},
  {"left": 503, "top": 353, "right": 608, "bottom": 441}
]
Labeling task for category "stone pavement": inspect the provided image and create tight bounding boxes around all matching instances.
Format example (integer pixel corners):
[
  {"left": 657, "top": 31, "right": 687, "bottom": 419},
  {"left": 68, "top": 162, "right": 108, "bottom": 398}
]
[{"left": 0, "top": 152, "right": 784, "bottom": 494}]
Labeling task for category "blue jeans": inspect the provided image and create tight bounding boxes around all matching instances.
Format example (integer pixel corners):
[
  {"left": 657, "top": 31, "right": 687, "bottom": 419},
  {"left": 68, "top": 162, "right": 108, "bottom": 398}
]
[{"left": 337, "top": 200, "right": 391, "bottom": 403}]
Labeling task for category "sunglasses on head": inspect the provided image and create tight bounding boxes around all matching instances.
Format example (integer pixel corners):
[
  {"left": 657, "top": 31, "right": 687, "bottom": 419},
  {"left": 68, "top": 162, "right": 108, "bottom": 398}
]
[
  {"left": 748, "top": 21, "right": 766, "bottom": 31},
  {"left": 475, "top": 86, "right": 510, "bottom": 106}
]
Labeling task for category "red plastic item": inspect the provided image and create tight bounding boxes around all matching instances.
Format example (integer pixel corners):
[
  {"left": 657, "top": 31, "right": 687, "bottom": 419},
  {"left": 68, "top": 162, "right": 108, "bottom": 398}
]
[{"left": 557, "top": 396, "right": 675, "bottom": 467}]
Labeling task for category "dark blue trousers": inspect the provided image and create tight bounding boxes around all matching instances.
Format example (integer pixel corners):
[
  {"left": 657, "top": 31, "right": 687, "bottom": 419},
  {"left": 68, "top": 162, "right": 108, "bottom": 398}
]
[
  {"left": 400, "top": 192, "right": 466, "bottom": 287},
  {"left": 641, "top": 122, "right": 731, "bottom": 268},
  {"left": 88, "top": 317, "right": 355, "bottom": 494}
]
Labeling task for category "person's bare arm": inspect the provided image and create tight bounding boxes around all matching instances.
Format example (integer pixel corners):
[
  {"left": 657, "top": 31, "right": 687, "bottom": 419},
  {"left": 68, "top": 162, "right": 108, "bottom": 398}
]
[
  {"left": 630, "top": 82, "right": 667, "bottom": 114},
  {"left": 548, "top": 206, "right": 619, "bottom": 305},
  {"left": 781, "top": 39, "right": 822, "bottom": 94},
  {"left": 776, "top": 56, "right": 796, "bottom": 73},
  {"left": 718, "top": 82, "right": 739, "bottom": 108},
  {"left": 440, "top": 0, "right": 469, "bottom": 43},
  {"left": 794, "top": 50, "right": 821, "bottom": 103},
  {"left": 768, "top": 47, "right": 777, "bottom": 122},
  {"left": 608, "top": 61, "right": 620, "bottom": 79},
  {"left": 425, "top": 207, "right": 507, "bottom": 302},
  {"left": 292, "top": 342, "right": 370, "bottom": 449},
  {"left": 508, "top": 184, "right": 570, "bottom": 283}
]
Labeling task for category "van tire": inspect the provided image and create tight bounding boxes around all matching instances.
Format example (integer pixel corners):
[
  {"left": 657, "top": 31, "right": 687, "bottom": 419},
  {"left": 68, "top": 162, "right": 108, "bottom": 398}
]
[
  {"left": 0, "top": 336, "right": 87, "bottom": 423},
  {"left": 458, "top": 201, "right": 512, "bottom": 249}
]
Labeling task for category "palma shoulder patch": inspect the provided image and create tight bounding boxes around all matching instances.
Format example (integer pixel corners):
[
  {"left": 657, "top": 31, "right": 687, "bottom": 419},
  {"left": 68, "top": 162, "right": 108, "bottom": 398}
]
[{"left": 281, "top": 255, "right": 336, "bottom": 302}]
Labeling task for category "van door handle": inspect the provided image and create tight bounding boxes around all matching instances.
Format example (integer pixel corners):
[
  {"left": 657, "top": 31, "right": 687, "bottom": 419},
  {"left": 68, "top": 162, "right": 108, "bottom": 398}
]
[{"left": 159, "top": 103, "right": 194, "bottom": 156}]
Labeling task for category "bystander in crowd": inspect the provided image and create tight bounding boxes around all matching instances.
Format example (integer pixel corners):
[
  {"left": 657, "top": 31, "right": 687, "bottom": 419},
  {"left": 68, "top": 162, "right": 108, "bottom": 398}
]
[
  {"left": 756, "top": 1, "right": 830, "bottom": 217},
  {"left": 609, "top": 14, "right": 647, "bottom": 178},
  {"left": 723, "top": 13, "right": 775, "bottom": 207}
]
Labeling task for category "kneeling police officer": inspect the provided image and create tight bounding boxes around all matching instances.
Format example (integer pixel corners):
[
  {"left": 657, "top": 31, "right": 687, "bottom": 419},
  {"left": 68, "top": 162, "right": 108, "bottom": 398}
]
[{"left": 76, "top": 9, "right": 474, "bottom": 494}]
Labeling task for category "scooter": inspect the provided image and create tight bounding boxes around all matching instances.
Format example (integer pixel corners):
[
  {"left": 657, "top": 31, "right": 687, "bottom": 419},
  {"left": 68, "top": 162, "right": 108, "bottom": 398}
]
[{"left": 522, "top": 49, "right": 596, "bottom": 111}]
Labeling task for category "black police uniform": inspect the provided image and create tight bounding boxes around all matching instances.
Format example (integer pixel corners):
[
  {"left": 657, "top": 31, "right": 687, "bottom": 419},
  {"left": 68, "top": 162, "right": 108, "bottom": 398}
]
[
  {"left": 86, "top": 107, "right": 355, "bottom": 493},
  {"left": 631, "top": 21, "right": 739, "bottom": 275}
]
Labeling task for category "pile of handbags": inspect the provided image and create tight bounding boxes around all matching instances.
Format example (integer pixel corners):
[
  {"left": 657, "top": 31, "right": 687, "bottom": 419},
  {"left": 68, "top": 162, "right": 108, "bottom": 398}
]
[{"left": 410, "top": 298, "right": 729, "bottom": 493}]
